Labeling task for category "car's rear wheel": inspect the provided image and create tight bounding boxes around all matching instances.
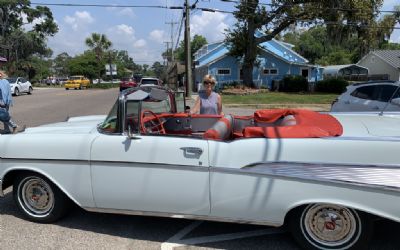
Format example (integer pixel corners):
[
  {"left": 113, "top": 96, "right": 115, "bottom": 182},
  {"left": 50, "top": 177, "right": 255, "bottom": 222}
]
[
  {"left": 13, "top": 173, "right": 71, "bottom": 223},
  {"left": 65, "top": 88, "right": 69, "bottom": 90},
  {"left": 288, "top": 204, "right": 372, "bottom": 250},
  {"left": 14, "top": 88, "right": 19, "bottom": 96},
  {"left": 28, "top": 86, "right": 33, "bottom": 95}
]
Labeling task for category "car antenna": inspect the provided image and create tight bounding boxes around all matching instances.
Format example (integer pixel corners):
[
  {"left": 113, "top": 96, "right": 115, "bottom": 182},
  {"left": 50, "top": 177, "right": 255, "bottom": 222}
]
[{"left": 380, "top": 81, "right": 400, "bottom": 116}]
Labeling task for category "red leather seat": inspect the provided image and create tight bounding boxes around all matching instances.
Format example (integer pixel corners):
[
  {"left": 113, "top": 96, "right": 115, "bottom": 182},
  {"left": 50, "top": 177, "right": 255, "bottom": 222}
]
[{"left": 203, "top": 115, "right": 233, "bottom": 140}]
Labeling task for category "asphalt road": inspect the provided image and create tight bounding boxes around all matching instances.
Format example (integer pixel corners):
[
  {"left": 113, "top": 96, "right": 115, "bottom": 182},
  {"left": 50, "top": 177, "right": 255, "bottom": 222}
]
[{"left": 0, "top": 88, "right": 399, "bottom": 250}]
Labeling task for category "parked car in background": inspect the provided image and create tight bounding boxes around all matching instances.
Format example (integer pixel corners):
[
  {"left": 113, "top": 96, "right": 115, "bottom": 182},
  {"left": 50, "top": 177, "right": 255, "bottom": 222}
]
[
  {"left": 65, "top": 75, "right": 90, "bottom": 90},
  {"left": 140, "top": 77, "right": 162, "bottom": 86},
  {"left": 331, "top": 81, "right": 400, "bottom": 112},
  {"left": 6, "top": 77, "right": 33, "bottom": 96},
  {"left": 119, "top": 77, "right": 138, "bottom": 91},
  {"left": 56, "top": 77, "right": 69, "bottom": 85}
]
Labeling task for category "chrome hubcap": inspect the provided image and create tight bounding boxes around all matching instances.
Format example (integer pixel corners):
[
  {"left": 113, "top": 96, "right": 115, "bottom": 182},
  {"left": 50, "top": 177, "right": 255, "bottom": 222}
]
[
  {"left": 20, "top": 177, "right": 54, "bottom": 215},
  {"left": 303, "top": 204, "right": 358, "bottom": 247}
]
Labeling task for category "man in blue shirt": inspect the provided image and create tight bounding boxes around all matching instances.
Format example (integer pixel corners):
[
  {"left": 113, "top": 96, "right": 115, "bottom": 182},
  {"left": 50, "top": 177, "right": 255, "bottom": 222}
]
[{"left": 0, "top": 70, "right": 18, "bottom": 133}]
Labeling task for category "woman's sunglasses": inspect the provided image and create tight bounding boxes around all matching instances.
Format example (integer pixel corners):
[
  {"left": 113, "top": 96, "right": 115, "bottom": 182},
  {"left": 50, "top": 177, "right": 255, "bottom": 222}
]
[{"left": 203, "top": 81, "right": 214, "bottom": 85}]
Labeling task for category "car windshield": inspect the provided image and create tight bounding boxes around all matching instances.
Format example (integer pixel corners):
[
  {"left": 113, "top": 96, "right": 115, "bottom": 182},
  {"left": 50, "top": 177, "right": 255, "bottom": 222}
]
[
  {"left": 69, "top": 76, "right": 81, "bottom": 80},
  {"left": 6, "top": 78, "right": 17, "bottom": 83},
  {"left": 141, "top": 79, "right": 158, "bottom": 85},
  {"left": 99, "top": 100, "right": 119, "bottom": 133}
]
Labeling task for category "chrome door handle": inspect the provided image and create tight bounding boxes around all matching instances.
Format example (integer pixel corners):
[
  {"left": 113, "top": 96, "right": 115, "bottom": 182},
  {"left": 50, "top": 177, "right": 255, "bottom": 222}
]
[{"left": 180, "top": 147, "right": 203, "bottom": 159}]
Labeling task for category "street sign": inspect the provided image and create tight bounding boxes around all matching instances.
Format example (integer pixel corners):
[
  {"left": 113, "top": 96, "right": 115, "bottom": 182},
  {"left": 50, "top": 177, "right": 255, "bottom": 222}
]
[{"left": 105, "top": 64, "right": 117, "bottom": 75}]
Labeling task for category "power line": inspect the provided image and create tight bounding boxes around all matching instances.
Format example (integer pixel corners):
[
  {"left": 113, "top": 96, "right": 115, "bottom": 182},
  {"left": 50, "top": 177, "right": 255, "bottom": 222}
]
[{"left": 29, "top": 1, "right": 400, "bottom": 30}]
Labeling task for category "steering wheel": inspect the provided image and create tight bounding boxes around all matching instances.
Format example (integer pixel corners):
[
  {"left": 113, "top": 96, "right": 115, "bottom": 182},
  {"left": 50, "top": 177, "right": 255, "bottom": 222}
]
[{"left": 140, "top": 109, "right": 166, "bottom": 134}]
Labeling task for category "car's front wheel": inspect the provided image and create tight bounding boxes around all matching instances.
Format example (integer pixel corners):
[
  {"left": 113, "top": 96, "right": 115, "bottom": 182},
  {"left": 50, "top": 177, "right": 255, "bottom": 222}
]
[
  {"left": 13, "top": 173, "right": 71, "bottom": 223},
  {"left": 14, "top": 88, "right": 19, "bottom": 96},
  {"left": 288, "top": 204, "right": 373, "bottom": 250},
  {"left": 28, "top": 86, "right": 33, "bottom": 95}
]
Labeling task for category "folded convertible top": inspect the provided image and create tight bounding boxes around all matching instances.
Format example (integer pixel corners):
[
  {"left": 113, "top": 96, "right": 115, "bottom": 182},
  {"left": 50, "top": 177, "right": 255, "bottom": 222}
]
[{"left": 243, "top": 109, "right": 343, "bottom": 138}]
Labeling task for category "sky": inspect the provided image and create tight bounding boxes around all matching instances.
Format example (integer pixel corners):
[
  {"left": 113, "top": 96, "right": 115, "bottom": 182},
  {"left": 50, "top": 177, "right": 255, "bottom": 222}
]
[{"left": 28, "top": 0, "right": 400, "bottom": 65}]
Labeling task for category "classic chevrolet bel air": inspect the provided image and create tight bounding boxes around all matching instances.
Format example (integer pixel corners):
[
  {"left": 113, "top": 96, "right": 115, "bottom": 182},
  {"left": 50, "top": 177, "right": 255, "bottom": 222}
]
[{"left": 1, "top": 85, "right": 399, "bottom": 249}]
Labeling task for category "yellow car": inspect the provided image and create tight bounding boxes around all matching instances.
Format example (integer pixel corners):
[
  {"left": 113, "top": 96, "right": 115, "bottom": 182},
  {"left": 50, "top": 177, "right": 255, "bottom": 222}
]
[{"left": 65, "top": 75, "right": 90, "bottom": 90}]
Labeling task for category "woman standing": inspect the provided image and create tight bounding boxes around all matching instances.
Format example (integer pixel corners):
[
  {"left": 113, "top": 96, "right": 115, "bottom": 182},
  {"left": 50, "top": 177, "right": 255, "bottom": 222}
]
[
  {"left": 191, "top": 75, "right": 223, "bottom": 115},
  {"left": 0, "top": 70, "right": 18, "bottom": 133}
]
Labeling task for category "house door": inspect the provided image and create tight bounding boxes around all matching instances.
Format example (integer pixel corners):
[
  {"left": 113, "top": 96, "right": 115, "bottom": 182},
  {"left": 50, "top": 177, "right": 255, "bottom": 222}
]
[{"left": 301, "top": 68, "right": 309, "bottom": 79}]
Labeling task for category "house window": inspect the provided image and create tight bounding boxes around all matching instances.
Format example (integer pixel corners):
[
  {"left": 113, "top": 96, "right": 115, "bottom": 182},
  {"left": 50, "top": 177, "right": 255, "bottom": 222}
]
[
  {"left": 217, "top": 68, "right": 231, "bottom": 75},
  {"left": 263, "top": 68, "right": 278, "bottom": 75}
]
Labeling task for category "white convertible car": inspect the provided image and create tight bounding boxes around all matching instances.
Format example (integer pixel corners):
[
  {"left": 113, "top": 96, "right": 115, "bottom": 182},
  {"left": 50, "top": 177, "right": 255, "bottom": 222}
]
[{"left": 1, "top": 86, "right": 399, "bottom": 249}]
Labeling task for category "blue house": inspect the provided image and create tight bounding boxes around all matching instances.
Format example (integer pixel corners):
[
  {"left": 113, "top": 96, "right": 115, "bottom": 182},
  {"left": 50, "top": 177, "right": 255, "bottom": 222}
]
[{"left": 194, "top": 39, "right": 322, "bottom": 89}]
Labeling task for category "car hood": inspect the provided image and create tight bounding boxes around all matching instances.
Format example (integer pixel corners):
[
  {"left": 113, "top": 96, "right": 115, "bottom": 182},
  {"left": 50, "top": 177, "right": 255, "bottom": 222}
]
[{"left": 22, "top": 115, "right": 106, "bottom": 134}]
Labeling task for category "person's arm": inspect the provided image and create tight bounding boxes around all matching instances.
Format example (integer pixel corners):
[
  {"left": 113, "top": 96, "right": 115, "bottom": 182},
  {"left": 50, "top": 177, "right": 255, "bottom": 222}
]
[
  {"left": 217, "top": 94, "right": 224, "bottom": 115},
  {"left": 190, "top": 96, "right": 201, "bottom": 114}
]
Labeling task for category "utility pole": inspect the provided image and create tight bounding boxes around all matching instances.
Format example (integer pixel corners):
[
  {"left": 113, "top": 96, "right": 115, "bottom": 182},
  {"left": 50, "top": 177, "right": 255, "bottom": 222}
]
[
  {"left": 184, "top": 0, "right": 193, "bottom": 98},
  {"left": 165, "top": 21, "right": 178, "bottom": 63},
  {"left": 163, "top": 41, "right": 171, "bottom": 66}
]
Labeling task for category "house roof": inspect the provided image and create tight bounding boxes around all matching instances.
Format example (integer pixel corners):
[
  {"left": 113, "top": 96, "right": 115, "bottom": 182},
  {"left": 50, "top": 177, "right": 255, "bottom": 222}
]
[
  {"left": 371, "top": 50, "right": 400, "bottom": 69},
  {"left": 323, "top": 64, "right": 368, "bottom": 75},
  {"left": 195, "top": 39, "right": 309, "bottom": 68}
]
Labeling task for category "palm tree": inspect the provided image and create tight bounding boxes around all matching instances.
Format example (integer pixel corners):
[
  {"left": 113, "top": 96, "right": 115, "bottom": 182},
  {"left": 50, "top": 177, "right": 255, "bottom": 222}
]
[
  {"left": 85, "top": 33, "right": 112, "bottom": 80},
  {"left": 85, "top": 33, "right": 112, "bottom": 60}
]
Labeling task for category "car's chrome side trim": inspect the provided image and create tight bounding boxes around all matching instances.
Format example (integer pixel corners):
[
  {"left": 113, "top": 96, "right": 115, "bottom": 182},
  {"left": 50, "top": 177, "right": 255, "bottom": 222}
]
[
  {"left": 91, "top": 161, "right": 209, "bottom": 172},
  {"left": 0, "top": 158, "right": 209, "bottom": 172},
  {"left": 82, "top": 207, "right": 282, "bottom": 227},
  {"left": 211, "top": 162, "right": 400, "bottom": 192}
]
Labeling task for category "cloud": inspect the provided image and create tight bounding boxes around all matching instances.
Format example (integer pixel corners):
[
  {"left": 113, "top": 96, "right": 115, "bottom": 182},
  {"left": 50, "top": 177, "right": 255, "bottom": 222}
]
[
  {"left": 190, "top": 12, "right": 229, "bottom": 42},
  {"left": 133, "top": 39, "right": 147, "bottom": 48},
  {"left": 118, "top": 8, "right": 136, "bottom": 18},
  {"left": 149, "top": 29, "right": 166, "bottom": 43},
  {"left": 64, "top": 11, "right": 94, "bottom": 31},
  {"left": 115, "top": 24, "right": 135, "bottom": 36}
]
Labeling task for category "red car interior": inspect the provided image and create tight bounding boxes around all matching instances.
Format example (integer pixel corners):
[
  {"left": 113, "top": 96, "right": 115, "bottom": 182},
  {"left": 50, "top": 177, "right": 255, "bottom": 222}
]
[{"left": 139, "top": 109, "right": 343, "bottom": 140}]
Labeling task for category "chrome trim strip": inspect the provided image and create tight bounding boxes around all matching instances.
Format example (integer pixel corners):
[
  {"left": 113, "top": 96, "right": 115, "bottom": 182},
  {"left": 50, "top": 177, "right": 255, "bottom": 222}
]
[
  {"left": 326, "top": 136, "right": 400, "bottom": 142},
  {"left": 212, "top": 162, "right": 400, "bottom": 192},
  {"left": 92, "top": 161, "right": 209, "bottom": 172},
  {"left": 82, "top": 207, "right": 282, "bottom": 227},
  {"left": 0, "top": 158, "right": 209, "bottom": 172},
  {"left": 0, "top": 180, "right": 3, "bottom": 197}
]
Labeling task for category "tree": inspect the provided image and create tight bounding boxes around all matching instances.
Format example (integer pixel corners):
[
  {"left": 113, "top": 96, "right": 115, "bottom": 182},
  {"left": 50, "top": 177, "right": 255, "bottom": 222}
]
[
  {"left": 53, "top": 52, "right": 72, "bottom": 77},
  {"left": 85, "top": 33, "right": 112, "bottom": 79},
  {"left": 0, "top": 1, "right": 58, "bottom": 76},
  {"left": 151, "top": 61, "right": 165, "bottom": 78},
  {"left": 85, "top": 33, "right": 112, "bottom": 60},
  {"left": 68, "top": 51, "right": 98, "bottom": 79},
  {"left": 225, "top": 0, "right": 384, "bottom": 87},
  {"left": 163, "top": 35, "right": 207, "bottom": 63}
]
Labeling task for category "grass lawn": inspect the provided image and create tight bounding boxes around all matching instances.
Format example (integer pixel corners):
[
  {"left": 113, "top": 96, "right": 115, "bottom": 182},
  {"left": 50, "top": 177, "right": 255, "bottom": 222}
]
[{"left": 222, "top": 92, "right": 338, "bottom": 105}]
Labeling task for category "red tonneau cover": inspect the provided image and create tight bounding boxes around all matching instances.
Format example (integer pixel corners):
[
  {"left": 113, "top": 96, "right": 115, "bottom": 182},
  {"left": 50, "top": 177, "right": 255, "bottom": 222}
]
[{"left": 243, "top": 109, "right": 343, "bottom": 138}]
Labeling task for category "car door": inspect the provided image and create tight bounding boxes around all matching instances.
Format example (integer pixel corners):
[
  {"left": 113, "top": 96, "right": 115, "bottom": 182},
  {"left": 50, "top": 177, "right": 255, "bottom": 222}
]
[
  {"left": 18, "top": 78, "right": 28, "bottom": 92},
  {"left": 90, "top": 100, "right": 210, "bottom": 215}
]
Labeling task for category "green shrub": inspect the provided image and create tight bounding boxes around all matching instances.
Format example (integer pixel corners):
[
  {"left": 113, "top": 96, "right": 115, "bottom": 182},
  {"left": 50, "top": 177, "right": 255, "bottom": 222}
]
[
  {"left": 280, "top": 75, "right": 308, "bottom": 92},
  {"left": 315, "top": 78, "right": 348, "bottom": 93}
]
